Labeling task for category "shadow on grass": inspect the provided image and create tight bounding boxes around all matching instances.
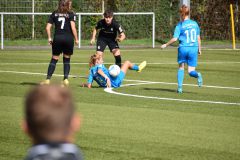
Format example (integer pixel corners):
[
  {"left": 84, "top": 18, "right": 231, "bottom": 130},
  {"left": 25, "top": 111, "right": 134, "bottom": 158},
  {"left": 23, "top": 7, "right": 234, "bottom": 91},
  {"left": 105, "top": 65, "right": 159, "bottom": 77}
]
[
  {"left": 20, "top": 82, "right": 39, "bottom": 86},
  {"left": 143, "top": 87, "right": 194, "bottom": 94}
]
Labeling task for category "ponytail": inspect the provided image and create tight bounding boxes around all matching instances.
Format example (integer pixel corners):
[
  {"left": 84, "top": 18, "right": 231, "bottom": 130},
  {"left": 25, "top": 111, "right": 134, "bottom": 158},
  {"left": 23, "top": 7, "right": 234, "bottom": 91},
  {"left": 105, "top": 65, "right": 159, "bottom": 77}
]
[{"left": 179, "top": 5, "right": 190, "bottom": 21}]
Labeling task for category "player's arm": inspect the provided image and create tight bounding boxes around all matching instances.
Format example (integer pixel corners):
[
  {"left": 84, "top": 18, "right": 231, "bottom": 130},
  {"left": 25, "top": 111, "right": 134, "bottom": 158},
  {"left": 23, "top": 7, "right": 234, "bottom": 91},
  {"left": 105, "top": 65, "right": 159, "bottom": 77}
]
[
  {"left": 70, "top": 21, "right": 79, "bottom": 45},
  {"left": 116, "top": 24, "right": 125, "bottom": 42},
  {"left": 116, "top": 32, "right": 126, "bottom": 42},
  {"left": 46, "top": 23, "right": 53, "bottom": 45},
  {"left": 198, "top": 36, "right": 201, "bottom": 55},
  {"left": 90, "top": 28, "right": 97, "bottom": 45},
  {"left": 161, "top": 24, "right": 179, "bottom": 49},
  {"left": 83, "top": 70, "right": 93, "bottom": 88},
  {"left": 97, "top": 69, "right": 111, "bottom": 88},
  {"left": 161, "top": 38, "right": 178, "bottom": 48}
]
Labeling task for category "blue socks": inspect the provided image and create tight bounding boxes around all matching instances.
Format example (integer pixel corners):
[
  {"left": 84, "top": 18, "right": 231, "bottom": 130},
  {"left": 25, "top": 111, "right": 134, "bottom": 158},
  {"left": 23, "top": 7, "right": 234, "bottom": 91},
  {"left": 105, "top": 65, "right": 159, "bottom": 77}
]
[
  {"left": 47, "top": 58, "right": 58, "bottom": 79},
  {"left": 132, "top": 65, "right": 139, "bottom": 71},
  {"left": 177, "top": 69, "right": 184, "bottom": 88},
  {"left": 189, "top": 71, "right": 199, "bottom": 78}
]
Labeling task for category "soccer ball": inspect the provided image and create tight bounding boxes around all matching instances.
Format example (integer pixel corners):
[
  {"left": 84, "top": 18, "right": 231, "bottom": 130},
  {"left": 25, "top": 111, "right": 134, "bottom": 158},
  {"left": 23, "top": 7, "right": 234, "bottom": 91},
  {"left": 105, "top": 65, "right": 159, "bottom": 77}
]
[{"left": 108, "top": 65, "right": 120, "bottom": 77}]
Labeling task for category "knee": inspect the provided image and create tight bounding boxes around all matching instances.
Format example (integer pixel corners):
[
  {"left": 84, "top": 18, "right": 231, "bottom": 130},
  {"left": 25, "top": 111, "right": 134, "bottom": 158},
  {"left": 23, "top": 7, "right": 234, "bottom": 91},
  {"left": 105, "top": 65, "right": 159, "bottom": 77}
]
[{"left": 112, "top": 49, "right": 120, "bottom": 56}]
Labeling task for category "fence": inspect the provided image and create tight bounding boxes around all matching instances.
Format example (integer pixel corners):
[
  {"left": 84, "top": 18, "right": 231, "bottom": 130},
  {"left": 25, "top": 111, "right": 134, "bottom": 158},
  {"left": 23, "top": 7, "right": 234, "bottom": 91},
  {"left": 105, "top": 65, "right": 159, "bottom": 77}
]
[{"left": 0, "top": 12, "right": 155, "bottom": 49}]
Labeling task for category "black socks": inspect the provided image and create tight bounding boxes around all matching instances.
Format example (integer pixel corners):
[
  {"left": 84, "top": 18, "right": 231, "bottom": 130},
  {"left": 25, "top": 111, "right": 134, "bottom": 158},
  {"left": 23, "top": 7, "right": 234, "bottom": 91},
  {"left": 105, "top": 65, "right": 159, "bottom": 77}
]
[
  {"left": 114, "top": 55, "right": 122, "bottom": 67},
  {"left": 63, "top": 57, "right": 70, "bottom": 80},
  {"left": 47, "top": 58, "right": 58, "bottom": 79}
]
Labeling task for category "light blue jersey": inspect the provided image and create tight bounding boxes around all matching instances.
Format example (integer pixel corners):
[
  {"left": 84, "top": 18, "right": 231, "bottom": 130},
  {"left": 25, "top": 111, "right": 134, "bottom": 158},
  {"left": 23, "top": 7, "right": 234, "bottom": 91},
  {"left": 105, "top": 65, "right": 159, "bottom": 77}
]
[
  {"left": 88, "top": 64, "right": 109, "bottom": 87},
  {"left": 88, "top": 64, "right": 125, "bottom": 88},
  {"left": 173, "top": 19, "right": 200, "bottom": 47}
]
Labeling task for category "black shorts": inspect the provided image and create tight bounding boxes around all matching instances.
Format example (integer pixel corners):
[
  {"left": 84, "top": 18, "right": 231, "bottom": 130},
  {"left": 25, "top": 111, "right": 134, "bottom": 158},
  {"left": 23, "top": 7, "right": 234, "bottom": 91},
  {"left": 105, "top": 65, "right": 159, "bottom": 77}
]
[
  {"left": 96, "top": 37, "right": 119, "bottom": 52},
  {"left": 52, "top": 34, "right": 74, "bottom": 56}
]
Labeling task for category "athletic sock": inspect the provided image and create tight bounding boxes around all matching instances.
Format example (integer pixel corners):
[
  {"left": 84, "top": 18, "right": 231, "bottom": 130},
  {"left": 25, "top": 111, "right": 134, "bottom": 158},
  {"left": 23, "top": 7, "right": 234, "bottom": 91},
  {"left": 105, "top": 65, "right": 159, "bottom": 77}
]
[
  {"left": 189, "top": 70, "right": 198, "bottom": 78},
  {"left": 63, "top": 57, "right": 71, "bottom": 80},
  {"left": 114, "top": 55, "right": 122, "bottom": 67},
  {"left": 46, "top": 58, "right": 58, "bottom": 79},
  {"left": 177, "top": 69, "right": 184, "bottom": 88},
  {"left": 131, "top": 64, "right": 139, "bottom": 71}
]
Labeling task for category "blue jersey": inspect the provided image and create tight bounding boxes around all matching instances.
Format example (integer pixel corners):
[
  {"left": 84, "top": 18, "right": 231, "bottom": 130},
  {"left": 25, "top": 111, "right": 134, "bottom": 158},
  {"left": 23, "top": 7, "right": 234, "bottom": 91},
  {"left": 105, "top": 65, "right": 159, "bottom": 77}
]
[
  {"left": 173, "top": 19, "right": 200, "bottom": 47},
  {"left": 88, "top": 64, "right": 110, "bottom": 87}
]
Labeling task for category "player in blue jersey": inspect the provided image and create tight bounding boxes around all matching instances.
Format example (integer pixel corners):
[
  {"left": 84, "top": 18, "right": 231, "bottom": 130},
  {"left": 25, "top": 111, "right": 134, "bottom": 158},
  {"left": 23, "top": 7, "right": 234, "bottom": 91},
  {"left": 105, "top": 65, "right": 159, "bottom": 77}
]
[
  {"left": 82, "top": 54, "right": 146, "bottom": 88},
  {"left": 161, "top": 5, "right": 203, "bottom": 93}
]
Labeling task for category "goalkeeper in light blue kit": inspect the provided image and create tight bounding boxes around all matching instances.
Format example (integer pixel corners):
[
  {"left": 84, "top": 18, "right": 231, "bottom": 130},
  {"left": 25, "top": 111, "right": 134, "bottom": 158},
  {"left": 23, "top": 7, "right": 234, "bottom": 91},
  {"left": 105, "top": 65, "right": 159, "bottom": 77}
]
[
  {"left": 161, "top": 4, "right": 203, "bottom": 93},
  {"left": 82, "top": 54, "right": 146, "bottom": 88}
]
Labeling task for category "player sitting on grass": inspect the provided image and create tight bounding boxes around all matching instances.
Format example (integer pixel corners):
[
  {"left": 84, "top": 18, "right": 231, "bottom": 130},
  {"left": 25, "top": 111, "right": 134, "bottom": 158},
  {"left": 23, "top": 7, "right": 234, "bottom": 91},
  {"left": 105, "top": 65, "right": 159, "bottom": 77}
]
[{"left": 82, "top": 54, "right": 146, "bottom": 88}]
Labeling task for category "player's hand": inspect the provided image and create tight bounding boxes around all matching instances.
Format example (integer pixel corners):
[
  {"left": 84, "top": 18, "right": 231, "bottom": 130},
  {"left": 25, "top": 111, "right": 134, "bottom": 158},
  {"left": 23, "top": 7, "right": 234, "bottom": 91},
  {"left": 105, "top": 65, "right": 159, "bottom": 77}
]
[
  {"left": 75, "top": 40, "right": 79, "bottom": 45},
  {"left": 161, "top": 44, "right": 167, "bottom": 49},
  {"left": 90, "top": 39, "right": 95, "bottom": 45},
  {"left": 48, "top": 38, "right": 53, "bottom": 45},
  {"left": 116, "top": 37, "right": 122, "bottom": 42},
  {"left": 198, "top": 50, "right": 202, "bottom": 56},
  {"left": 82, "top": 83, "right": 91, "bottom": 88}
]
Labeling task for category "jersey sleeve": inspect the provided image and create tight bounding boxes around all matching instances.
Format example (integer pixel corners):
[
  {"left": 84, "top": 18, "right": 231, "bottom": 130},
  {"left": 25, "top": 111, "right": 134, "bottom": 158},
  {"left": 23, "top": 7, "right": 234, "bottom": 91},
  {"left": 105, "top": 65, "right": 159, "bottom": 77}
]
[
  {"left": 95, "top": 20, "right": 102, "bottom": 30},
  {"left": 173, "top": 23, "right": 181, "bottom": 39},
  {"left": 69, "top": 12, "right": 76, "bottom": 22},
  {"left": 115, "top": 22, "right": 124, "bottom": 34},
  {"left": 48, "top": 12, "right": 55, "bottom": 24}
]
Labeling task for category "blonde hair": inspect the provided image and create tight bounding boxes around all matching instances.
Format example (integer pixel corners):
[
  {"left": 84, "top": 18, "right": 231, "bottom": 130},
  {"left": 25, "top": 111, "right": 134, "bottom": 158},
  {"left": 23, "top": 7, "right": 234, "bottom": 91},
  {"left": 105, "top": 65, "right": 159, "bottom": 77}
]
[
  {"left": 89, "top": 54, "right": 101, "bottom": 68},
  {"left": 179, "top": 5, "right": 190, "bottom": 20}
]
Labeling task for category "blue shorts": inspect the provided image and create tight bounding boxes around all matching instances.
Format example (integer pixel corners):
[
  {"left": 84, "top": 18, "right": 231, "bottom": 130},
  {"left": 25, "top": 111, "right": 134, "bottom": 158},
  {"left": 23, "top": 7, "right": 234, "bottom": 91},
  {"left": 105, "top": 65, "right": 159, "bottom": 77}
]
[
  {"left": 110, "top": 71, "right": 125, "bottom": 88},
  {"left": 178, "top": 47, "right": 198, "bottom": 67}
]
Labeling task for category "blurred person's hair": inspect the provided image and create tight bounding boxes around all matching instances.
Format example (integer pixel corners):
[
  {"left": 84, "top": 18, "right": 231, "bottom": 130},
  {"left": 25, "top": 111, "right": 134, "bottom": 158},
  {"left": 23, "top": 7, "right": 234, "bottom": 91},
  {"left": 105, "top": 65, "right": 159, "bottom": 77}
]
[{"left": 25, "top": 85, "right": 74, "bottom": 143}]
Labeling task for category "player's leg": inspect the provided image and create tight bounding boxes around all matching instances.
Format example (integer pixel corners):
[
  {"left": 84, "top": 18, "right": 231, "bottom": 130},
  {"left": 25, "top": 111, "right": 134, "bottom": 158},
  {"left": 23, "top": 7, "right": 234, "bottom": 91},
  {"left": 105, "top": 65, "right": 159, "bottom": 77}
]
[
  {"left": 177, "top": 63, "right": 185, "bottom": 93},
  {"left": 187, "top": 47, "right": 202, "bottom": 87},
  {"left": 177, "top": 47, "right": 187, "bottom": 93},
  {"left": 96, "top": 38, "right": 107, "bottom": 58},
  {"left": 120, "top": 60, "right": 146, "bottom": 74},
  {"left": 108, "top": 40, "right": 122, "bottom": 67},
  {"left": 41, "top": 38, "right": 61, "bottom": 85},
  {"left": 61, "top": 35, "right": 74, "bottom": 87}
]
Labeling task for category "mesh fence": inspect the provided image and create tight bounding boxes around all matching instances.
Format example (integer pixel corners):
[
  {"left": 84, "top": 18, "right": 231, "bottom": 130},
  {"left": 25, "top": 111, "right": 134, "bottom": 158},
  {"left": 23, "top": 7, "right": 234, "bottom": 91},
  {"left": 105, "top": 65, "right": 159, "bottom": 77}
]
[{"left": 0, "top": 0, "right": 239, "bottom": 46}]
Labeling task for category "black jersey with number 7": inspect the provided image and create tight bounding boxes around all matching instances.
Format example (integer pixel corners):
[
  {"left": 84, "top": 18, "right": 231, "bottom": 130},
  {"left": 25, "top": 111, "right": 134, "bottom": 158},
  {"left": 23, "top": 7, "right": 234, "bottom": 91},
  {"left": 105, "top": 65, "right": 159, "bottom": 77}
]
[{"left": 48, "top": 11, "right": 76, "bottom": 36}]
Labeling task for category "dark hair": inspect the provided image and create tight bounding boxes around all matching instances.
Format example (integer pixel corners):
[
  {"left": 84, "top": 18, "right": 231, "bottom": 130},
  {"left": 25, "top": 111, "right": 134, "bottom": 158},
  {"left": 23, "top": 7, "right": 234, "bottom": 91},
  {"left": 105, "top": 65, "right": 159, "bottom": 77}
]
[
  {"left": 179, "top": 5, "right": 190, "bottom": 20},
  {"left": 103, "top": 10, "right": 113, "bottom": 18},
  {"left": 57, "top": 0, "right": 72, "bottom": 13},
  {"left": 25, "top": 85, "right": 74, "bottom": 143}
]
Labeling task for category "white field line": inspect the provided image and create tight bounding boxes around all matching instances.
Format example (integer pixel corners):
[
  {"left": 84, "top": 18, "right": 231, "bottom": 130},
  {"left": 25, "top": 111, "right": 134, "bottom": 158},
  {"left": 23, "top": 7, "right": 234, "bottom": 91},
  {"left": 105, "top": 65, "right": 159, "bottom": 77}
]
[
  {"left": 0, "top": 70, "right": 86, "bottom": 78},
  {"left": 1, "top": 69, "right": 239, "bottom": 105},
  {"left": 0, "top": 70, "right": 239, "bottom": 90},
  {"left": 0, "top": 61, "right": 239, "bottom": 65},
  {"left": 104, "top": 87, "right": 240, "bottom": 106},
  {"left": 124, "top": 79, "right": 240, "bottom": 90}
]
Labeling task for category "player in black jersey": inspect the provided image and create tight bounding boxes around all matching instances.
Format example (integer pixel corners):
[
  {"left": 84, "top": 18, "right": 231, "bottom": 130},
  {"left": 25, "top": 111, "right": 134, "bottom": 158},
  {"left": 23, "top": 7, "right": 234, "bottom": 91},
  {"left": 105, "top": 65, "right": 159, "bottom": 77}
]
[
  {"left": 90, "top": 10, "right": 126, "bottom": 67},
  {"left": 41, "top": 0, "right": 78, "bottom": 87},
  {"left": 23, "top": 85, "right": 83, "bottom": 160}
]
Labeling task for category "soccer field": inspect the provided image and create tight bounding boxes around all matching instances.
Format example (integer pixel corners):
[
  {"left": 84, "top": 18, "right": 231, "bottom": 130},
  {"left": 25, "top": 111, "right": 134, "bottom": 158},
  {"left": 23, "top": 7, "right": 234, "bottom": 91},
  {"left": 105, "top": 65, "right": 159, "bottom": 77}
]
[{"left": 0, "top": 48, "right": 240, "bottom": 160}]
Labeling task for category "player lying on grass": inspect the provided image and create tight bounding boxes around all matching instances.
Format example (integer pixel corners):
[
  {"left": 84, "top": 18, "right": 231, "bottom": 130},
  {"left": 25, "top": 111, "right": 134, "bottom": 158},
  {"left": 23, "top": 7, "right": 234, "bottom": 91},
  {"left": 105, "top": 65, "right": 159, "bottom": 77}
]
[
  {"left": 160, "top": 4, "right": 202, "bottom": 93},
  {"left": 82, "top": 54, "right": 146, "bottom": 88}
]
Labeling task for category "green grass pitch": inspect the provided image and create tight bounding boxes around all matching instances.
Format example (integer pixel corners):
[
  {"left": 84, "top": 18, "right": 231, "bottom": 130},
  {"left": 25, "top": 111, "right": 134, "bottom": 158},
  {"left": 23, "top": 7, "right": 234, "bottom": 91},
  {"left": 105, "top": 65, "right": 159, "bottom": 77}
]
[{"left": 0, "top": 48, "right": 240, "bottom": 160}]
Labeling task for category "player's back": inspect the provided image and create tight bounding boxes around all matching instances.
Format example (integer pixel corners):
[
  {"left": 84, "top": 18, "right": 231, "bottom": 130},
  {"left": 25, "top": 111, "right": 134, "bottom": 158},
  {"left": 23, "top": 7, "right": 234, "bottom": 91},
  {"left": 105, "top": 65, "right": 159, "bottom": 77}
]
[
  {"left": 176, "top": 19, "right": 200, "bottom": 47},
  {"left": 49, "top": 11, "right": 76, "bottom": 36}
]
